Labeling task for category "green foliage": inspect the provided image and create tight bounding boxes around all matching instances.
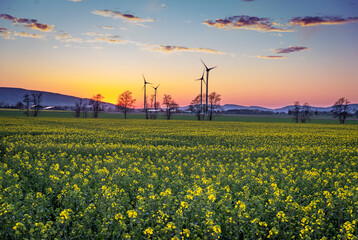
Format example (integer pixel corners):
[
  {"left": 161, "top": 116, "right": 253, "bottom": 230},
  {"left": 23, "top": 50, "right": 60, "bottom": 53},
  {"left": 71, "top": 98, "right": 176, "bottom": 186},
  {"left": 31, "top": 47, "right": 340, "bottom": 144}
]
[{"left": 0, "top": 117, "right": 358, "bottom": 239}]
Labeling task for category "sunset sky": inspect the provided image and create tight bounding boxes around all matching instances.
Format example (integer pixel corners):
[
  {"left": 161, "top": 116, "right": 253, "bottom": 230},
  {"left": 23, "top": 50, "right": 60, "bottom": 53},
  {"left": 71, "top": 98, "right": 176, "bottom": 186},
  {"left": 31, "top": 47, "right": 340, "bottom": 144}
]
[{"left": 1, "top": 0, "right": 357, "bottom": 108}]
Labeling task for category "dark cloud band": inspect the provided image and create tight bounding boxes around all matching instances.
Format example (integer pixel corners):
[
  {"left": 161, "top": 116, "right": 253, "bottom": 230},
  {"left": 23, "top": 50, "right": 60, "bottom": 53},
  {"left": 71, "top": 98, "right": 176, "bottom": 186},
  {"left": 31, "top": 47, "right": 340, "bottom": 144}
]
[
  {"left": 148, "top": 45, "right": 223, "bottom": 54},
  {"left": 258, "top": 55, "right": 286, "bottom": 59},
  {"left": 0, "top": 13, "right": 54, "bottom": 31},
  {"left": 203, "top": 15, "right": 290, "bottom": 32},
  {"left": 274, "top": 46, "right": 309, "bottom": 54},
  {"left": 289, "top": 16, "right": 358, "bottom": 27}
]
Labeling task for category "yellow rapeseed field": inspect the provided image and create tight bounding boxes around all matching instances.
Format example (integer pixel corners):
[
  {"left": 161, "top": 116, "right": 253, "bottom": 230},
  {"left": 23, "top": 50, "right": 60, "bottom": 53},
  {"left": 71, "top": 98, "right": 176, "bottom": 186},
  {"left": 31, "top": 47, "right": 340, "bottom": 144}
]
[{"left": 0, "top": 117, "right": 357, "bottom": 239}]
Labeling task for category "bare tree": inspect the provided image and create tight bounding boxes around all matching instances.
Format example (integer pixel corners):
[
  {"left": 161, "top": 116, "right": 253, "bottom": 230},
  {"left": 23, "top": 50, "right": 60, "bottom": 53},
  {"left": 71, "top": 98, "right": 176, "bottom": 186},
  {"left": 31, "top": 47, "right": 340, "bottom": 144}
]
[
  {"left": 23, "top": 93, "right": 31, "bottom": 117},
  {"left": 75, "top": 98, "right": 83, "bottom": 118},
  {"left": 90, "top": 94, "right": 104, "bottom": 118},
  {"left": 31, "top": 91, "right": 43, "bottom": 117},
  {"left": 189, "top": 94, "right": 205, "bottom": 120},
  {"left": 117, "top": 90, "right": 136, "bottom": 119},
  {"left": 332, "top": 97, "right": 350, "bottom": 124},
  {"left": 292, "top": 101, "right": 301, "bottom": 123},
  {"left": 163, "top": 94, "right": 178, "bottom": 120},
  {"left": 300, "top": 103, "right": 311, "bottom": 123},
  {"left": 208, "top": 92, "right": 221, "bottom": 121}
]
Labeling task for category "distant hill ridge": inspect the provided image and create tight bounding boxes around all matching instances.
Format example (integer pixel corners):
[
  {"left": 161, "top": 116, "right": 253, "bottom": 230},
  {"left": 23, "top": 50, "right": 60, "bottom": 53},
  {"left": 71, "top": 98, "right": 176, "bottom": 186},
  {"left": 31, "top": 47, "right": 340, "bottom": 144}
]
[
  {"left": 1, "top": 87, "right": 357, "bottom": 113},
  {"left": 222, "top": 104, "right": 358, "bottom": 113},
  {"left": 0, "top": 87, "right": 115, "bottom": 108}
]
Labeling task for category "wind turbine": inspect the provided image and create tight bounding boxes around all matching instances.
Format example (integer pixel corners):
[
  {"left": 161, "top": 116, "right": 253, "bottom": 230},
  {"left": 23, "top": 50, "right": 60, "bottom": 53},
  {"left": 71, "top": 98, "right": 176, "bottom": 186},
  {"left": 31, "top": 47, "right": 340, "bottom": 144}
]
[
  {"left": 142, "top": 74, "right": 151, "bottom": 119},
  {"left": 153, "top": 84, "right": 160, "bottom": 110},
  {"left": 195, "top": 69, "right": 205, "bottom": 116},
  {"left": 201, "top": 59, "right": 217, "bottom": 114}
]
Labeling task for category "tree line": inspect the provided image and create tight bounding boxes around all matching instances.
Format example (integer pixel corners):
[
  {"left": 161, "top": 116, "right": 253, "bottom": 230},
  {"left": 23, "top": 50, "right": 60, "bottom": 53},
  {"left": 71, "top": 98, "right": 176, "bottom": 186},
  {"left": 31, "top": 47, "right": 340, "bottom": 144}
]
[
  {"left": 71, "top": 90, "right": 222, "bottom": 121},
  {"left": 17, "top": 90, "right": 354, "bottom": 124},
  {"left": 290, "top": 97, "right": 352, "bottom": 124}
]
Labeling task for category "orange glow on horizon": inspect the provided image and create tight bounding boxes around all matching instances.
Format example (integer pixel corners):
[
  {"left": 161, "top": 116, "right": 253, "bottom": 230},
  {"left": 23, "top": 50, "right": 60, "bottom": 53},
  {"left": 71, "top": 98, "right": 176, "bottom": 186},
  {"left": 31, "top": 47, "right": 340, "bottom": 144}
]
[{"left": 1, "top": 40, "right": 358, "bottom": 108}]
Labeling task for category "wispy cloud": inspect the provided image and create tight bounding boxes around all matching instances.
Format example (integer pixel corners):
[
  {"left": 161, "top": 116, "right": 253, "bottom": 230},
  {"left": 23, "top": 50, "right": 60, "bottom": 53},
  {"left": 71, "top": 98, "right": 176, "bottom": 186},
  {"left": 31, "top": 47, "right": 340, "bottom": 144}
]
[
  {"left": 95, "top": 37, "right": 127, "bottom": 43},
  {"left": 13, "top": 31, "right": 45, "bottom": 39},
  {"left": 0, "top": 13, "right": 54, "bottom": 32},
  {"left": 152, "top": 45, "right": 190, "bottom": 52},
  {"left": 108, "top": 35, "right": 121, "bottom": 39},
  {"left": 257, "top": 55, "right": 286, "bottom": 59},
  {"left": 51, "top": 30, "right": 225, "bottom": 54},
  {"left": 55, "top": 32, "right": 82, "bottom": 42},
  {"left": 0, "top": 27, "right": 9, "bottom": 33},
  {"left": 0, "top": 28, "right": 45, "bottom": 39},
  {"left": 196, "top": 47, "right": 223, "bottom": 54},
  {"left": 92, "top": 10, "right": 154, "bottom": 23},
  {"left": 83, "top": 31, "right": 103, "bottom": 37},
  {"left": 101, "top": 25, "right": 115, "bottom": 30},
  {"left": 143, "top": 44, "right": 223, "bottom": 54},
  {"left": 255, "top": 46, "right": 308, "bottom": 59},
  {"left": 88, "top": 35, "right": 127, "bottom": 44},
  {"left": 63, "top": 38, "right": 83, "bottom": 43},
  {"left": 203, "top": 15, "right": 291, "bottom": 32},
  {"left": 0, "top": 27, "right": 11, "bottom": 39},
  {"left": 84, "top": 32, "right": 125, "bottom": 39},
  {"left": 83, "top": 31, "right": 125, "bottom": 43},
  {"left": 55, "top": 32, "right": 71, "bottom": 40},
  {"left": 68, "top": 0, "right": 83, "bottom": 2},
  {"left": 289, "top": 16, "right": 358, "bottom": 27},
  {"left": 273, "top": 46, "right": 309, "bottom": 54}
]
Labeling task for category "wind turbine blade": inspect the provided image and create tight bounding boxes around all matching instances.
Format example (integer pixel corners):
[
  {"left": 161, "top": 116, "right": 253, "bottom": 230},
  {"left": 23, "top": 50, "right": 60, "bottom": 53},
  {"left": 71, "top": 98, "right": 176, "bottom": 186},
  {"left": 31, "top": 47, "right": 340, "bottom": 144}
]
[
  {"left": 196, "top": 70, "right": 205, "bottom": 81},
  {"left": 156, "top": 84, "right": 160, "bottom": 89},
  {"left": 201, "top": 59, "right": 209, "bottom": 70},
  {"left": 209, "top": 66, "right": 217, "bottom": 71}
]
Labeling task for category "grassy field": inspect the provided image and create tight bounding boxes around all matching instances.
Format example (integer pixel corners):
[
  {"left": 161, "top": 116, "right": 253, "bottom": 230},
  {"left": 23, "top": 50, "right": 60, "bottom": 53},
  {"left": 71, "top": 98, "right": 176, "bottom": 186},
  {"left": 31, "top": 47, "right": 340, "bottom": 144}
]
[
  {"left": 0, "top": 116, "right": 357, "bottom": 239},
  {"left": 1, "top": 108, "right": 357, "bottom": 124}
]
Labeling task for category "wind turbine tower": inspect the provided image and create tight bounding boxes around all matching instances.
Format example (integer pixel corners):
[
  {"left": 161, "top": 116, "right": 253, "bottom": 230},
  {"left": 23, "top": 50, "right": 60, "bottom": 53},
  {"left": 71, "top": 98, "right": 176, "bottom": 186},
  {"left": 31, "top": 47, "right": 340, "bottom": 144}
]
[
  {"left": 201, "top": 60, "right": 217, "bottom": 114},
  {"left": 142, "top": 74, "right": 151, "bottom": 119},
  {"left": 153, "top": 84, "right": 160, "bottom": 110},
  {"left": 196, "top": 70, "right": 205, "bottom": 116}
]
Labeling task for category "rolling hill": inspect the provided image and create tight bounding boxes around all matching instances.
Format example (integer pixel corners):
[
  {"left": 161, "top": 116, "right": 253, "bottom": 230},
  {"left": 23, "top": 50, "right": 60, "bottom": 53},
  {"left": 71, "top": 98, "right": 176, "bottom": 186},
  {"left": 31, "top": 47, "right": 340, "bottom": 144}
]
[{"left": 0, "top": 87, "right": 115, "bottom": 109}]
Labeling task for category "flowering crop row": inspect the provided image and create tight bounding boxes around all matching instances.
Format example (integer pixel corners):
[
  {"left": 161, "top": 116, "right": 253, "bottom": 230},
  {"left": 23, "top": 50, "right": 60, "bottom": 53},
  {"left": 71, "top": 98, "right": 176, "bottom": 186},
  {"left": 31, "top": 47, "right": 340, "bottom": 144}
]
[{"left": 0, "top": 117, "right": 357, "bottom": 239}]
